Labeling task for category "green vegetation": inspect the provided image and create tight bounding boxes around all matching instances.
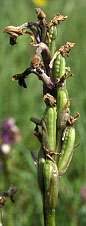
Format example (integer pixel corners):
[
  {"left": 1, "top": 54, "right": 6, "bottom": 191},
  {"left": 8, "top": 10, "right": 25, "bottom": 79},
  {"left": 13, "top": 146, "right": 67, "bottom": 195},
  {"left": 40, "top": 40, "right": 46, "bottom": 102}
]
[{"left": 0, "top": 0, "right": 86, "bottom": 225}]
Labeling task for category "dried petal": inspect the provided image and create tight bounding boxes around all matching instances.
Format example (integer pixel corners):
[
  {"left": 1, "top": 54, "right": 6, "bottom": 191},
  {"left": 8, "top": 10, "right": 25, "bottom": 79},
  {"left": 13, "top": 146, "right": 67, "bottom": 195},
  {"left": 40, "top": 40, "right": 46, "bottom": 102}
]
[
  {"left": 3, "top": 25, "right": 27, "bottom": 36},
  {"left": 43, "top": 93, "right": 56, "bottom": 106},
  {"left": 30, "top": 54, "right": 41, "bottom": 68},
  {"left": 49, "top": 42, "right": 75, "bottom": 68},
  {"left": 49, "top": 14, "right": 68, "bottom": 27}
]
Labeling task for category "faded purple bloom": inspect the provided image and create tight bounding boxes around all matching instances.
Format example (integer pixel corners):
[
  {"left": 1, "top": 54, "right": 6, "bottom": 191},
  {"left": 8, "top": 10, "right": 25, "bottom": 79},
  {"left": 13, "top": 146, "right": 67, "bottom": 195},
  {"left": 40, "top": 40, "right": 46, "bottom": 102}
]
[
  {"left": 0, "top": 118, "right": 21, "bottom": 146},
  {"left": 81, "top": 185, "right": 86, "bottom": 202},
  {"left": 1, "top": 118, "right": 15, "bottom": 129}
]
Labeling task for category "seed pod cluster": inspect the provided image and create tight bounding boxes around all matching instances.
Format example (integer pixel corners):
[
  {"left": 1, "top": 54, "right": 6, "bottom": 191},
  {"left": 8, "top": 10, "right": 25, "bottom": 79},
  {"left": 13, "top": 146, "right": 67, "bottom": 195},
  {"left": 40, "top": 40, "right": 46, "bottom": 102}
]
[{"left": 55, "top": 47, "right": 76, "bottom": 173}]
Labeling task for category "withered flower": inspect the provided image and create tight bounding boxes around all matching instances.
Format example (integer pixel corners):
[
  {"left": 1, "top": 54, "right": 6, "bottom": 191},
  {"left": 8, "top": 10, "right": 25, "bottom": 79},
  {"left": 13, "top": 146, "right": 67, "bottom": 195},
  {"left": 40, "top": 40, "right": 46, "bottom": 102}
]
[
  {"left": 30, "top": 54, "right": 41, "bottom": 68},
  {"left": 12, "top": 73, "right": 27, "bottom": 88},
  {"left": 3, "top": 25, "right": 29, "bottom": 45},
  {"left": 35, "top": 8, "right": 46, "bottom": 20},
  {"left": 49, "top": 14, "right": 68, "bottom": 27},
  {"left": 43, "top": 93, "right": 56, "bottom": 106},
  {"left": 49, "top": 42, "right": 75, "bottom": 68},
  {"left": 0, "top": 196, "right": 6, "bottom": 209},
  {"left": 0, "top": 185, "right": 18, "bottom": 207}
]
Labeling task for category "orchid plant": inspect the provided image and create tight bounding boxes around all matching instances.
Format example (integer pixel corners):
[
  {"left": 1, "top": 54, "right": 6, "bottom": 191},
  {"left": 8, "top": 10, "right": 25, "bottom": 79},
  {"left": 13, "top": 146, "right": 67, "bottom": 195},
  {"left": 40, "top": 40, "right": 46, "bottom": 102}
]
[{"left": 4, "top": 9, "right": 80, "bottom": 226}]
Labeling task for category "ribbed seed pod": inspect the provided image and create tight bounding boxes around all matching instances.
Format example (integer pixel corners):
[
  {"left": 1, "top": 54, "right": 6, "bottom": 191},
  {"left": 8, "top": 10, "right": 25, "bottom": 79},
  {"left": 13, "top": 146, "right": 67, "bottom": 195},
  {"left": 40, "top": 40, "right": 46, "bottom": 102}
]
[
  {"left": 42, "top": 106, "right": 57, "bottom": 151},
  {"left": 38, "top": 146, "right": 45, "bottom": 194},
  {"left": 52, "top": 54, "right": 61, "bottom": 82},
  {"left": 56, "top": 53, "right": 67, "bottom": 123},
  {"left": 53, "top": 53, "right": 66, "bottom": 82},
  {"left": 58, "top": 126, "right": 75, "bottom": 175},
  {"left": 53, "top": 54, "right": 65, "bottom": 82},
  {"left": 56, "top": 53, "right": 68, "bottom": 155},
  {"left": 43, "top": 159, "right": 59, "bottom": 210},
  {"left": 49, "top": 26, "right": 57, "bottom": 41},
  {"left": 58, "top": 54, "right": 65, "bottom": 78},
  {"left": 49, "top": 26, "right": 57, "bottom": 58},
  {"left": 57, "top": 87, "right": 68, "bottom": 121}
]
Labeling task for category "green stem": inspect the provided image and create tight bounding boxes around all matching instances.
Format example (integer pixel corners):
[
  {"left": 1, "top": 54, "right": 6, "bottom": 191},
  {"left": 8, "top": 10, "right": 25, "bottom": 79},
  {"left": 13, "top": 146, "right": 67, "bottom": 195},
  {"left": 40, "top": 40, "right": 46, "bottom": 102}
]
[
  {"left": 43, "top": 207, "right": 56, "bottom": 226},
  {"left": 0, "top": 210, "right": 3, "bottom": 226}
]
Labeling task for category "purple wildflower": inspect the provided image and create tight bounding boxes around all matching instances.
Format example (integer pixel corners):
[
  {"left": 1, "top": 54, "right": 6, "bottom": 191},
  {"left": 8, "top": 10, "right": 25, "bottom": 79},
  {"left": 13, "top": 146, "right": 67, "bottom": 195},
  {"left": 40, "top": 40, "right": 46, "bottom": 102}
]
[
  {"left": 0, "top": 118, "right": 21, "bottom": 145},
  {"left": 1, "top": 118, "right": 15, "bottom": 129},
  {"left": 81, "top": 185, "right": 86, "bottom": 202}
]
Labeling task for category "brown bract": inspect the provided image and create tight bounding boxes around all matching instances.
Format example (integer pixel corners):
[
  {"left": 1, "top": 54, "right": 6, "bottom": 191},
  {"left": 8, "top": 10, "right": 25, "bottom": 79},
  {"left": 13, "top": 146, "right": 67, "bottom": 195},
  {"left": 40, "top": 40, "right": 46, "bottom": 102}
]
[
  {"left": 0, "top": 196, "right": 6, "bottom": 209},
  {"left": 30, "top": 54, "right": 41, "bottom": 68},
  {"left": 36, "top": 8, "right": 48, "bottom": 35},
  {"left": 69, "top": 112, "right": 80, "bottom": 125},
  {"left": 60, "top": 42, "right": 75, "bottom": 57},
  {"left": 43, "top": 93, "right": 56, "bottom": 106},
  {"left": 49, "top": 14, "right": 68, "bottom": 27},
  {"left": 58, "top": 71, "right": 74, "bottom": 84},
  {"left": 44, "top": 146, "right": 61, "bottom": 163},
  {"left": 36, "top": 8, "right": 46, "bottom": 20}
]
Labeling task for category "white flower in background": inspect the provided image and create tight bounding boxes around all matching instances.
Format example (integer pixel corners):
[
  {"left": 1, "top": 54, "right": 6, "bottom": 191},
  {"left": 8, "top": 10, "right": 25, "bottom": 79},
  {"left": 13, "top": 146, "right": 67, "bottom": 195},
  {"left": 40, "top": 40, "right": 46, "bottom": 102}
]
[{"left": 0, "top": 143, "right": 11, "bottom": 154}]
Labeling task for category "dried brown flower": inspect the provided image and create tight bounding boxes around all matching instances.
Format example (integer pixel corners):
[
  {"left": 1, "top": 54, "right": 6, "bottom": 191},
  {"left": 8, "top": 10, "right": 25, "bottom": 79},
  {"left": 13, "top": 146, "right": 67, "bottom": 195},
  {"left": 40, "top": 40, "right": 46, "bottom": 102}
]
[
  {"left": 30, "top": 54, "right": 41, "bottom": 68},
  {"left": 0, "top": 196, "right": 6, "bottom": 209},
  {"left": 49, "top": 14, "right": 68, "bottom": 27},
  {"left": 49, "top": 42, "right": 75, "bottom": 68},
  {"left": 43, "top": 93, "right": 56, "bottom": 106}
]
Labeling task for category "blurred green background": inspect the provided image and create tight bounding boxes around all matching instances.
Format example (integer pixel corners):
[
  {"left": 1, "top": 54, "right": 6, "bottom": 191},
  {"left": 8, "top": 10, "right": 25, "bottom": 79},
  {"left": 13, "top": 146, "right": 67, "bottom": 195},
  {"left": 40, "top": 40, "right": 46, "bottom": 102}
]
[{"left": 0, "top": 0, "right": 86, "bottom": 225}]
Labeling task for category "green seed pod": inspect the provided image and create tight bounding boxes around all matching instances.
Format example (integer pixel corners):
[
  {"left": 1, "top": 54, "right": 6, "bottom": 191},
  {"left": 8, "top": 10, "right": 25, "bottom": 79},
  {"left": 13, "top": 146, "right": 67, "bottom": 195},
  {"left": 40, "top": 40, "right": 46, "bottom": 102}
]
[
  {"left": 43, "top": 159, "right": 59, "bottom": 210},
  {"left": 52, "top": 53, "right": 65, "bottom": 82},
  {"left": 58, "top": 126, "right": 75, "bottom": 175},
  {"left": 42, "top": 106, "right": 57, "bottom": 151},
  {"left": 58, "top": 54, "right": 65, "bottom": 78},
  {"left": 52, "top": 54, "right": 61, "bottom": 82},
  {"left": 57, "top": 87, "right": 68, "bottom": 122},
  {"left": 49, "top": 26, "right": 57, "bottom": 58},
  {"left": 49, "top": 26, "right": 57, "bottom": 41},
  {"left": 38, "top": 146, "right": 45, "bottom": 194}
]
